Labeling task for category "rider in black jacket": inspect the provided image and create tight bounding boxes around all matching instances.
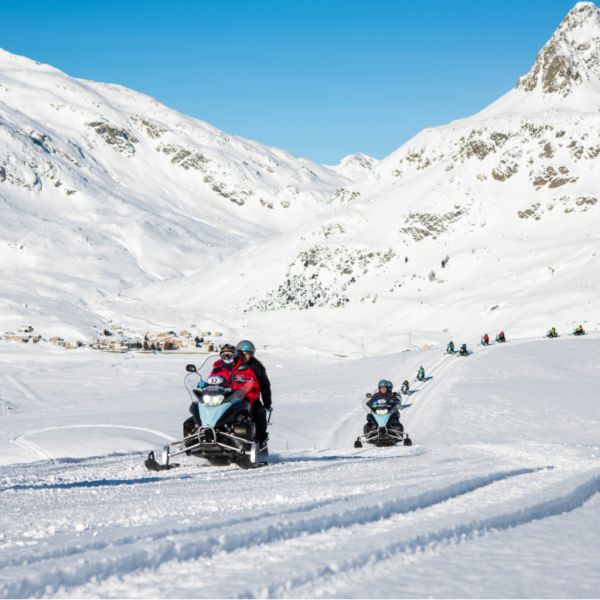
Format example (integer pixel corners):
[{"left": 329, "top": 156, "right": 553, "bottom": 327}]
[{"left": 236, "top": 340, "right": 271, "bottom": 445}]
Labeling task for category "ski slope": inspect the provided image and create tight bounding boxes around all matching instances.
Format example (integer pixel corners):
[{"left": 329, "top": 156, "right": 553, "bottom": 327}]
[{"left": 1, "top": 335, "right": 599, "bottom": 598}]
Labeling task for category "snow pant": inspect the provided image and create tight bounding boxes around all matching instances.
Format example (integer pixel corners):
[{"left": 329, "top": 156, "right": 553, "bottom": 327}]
[{"left": 252, "top": 401, "right": 268, "bottom": 444}]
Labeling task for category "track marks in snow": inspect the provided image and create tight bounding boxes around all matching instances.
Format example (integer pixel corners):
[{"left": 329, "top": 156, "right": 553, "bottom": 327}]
[
  {"left": 0, "top": 465, "right": 544, "bottom": 598},
  {"left": 285, "top": 467, "right": 600, "bottom": 598},
  {"left": 9, "top": 424, "right": 174, "bottom": 461}
]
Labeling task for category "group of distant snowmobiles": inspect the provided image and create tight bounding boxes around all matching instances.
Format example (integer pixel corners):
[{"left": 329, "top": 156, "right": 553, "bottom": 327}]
[
  {"left": 546, "top": 325, "right": 585, "bottom": 338},
  {"left": 444, "top": 331, "right": 506, "bottom": 358}
]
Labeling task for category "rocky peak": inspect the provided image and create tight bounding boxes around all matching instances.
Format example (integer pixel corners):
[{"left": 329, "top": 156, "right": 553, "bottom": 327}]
[{"left": 516, "top": 2, "right": 600, "bottom": 96}]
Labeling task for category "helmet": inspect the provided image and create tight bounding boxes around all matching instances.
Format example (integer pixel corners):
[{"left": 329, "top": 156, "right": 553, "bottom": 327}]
[
  {"left": 378, "top": 379, "right": 392, "bottom": 391},
  {"left": 420, "top": 366, "right": 423, "bottom": 369},
  {"left": 235, "top": 340, "right": 255, "bottom": 355},
  {"left": 219, "top": 344, "right": 237, "bottom": 364}
]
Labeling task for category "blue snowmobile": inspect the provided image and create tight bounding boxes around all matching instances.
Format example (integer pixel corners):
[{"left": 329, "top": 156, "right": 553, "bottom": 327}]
[
  {"left": 145, "top": 355, "right": 268, "bottom": 471},
  {"left": 354, "top": 381, "right": 412, "bottom": 448}
]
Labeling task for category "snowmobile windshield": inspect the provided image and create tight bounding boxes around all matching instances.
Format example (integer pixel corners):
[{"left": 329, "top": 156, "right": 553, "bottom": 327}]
[
  {"left": 363, "top": 396, "right": 400, "bottom": 413},
  {"left": 184, "top": 354, "right": 220, "bottom": 404},
  {"left": 192, "top": 380, "right": 253, "bottom": 407}
]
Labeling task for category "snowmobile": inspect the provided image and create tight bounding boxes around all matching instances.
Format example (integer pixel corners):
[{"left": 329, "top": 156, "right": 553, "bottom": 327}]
[
  {"left": 416, "top": 368, "right": 425, "bottom": 382},
  {"left": 145, "top": 356, "right": 268, "bottom": 471},
  {"left": 401, "top": 381, "right": 410, "bottom": 395},
  {"left": 354, "top": 392, "right": 412, "bottom": 448},
  {"left": 458, "top": 344, "right": 468, "bottom": 357},
  {"left": 496, "top": 332, "right": 506, "bottom": 343},
  {"left": 571, "top": 327, "right": 585, "bottom": 336},
  {"left": 480, "top": 335, "right": 490, "bottom": 346},
  {"left": 446, "top": 342, "right": 455, "bottom": 355},
  {"left": 546, "top": 329, "right": 558, "bottom": 338}
]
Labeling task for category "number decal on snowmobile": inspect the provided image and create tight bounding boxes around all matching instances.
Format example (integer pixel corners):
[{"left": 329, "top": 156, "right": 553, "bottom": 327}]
[{"left": 207, "top": 376, "right": 224, "bottom": 385}]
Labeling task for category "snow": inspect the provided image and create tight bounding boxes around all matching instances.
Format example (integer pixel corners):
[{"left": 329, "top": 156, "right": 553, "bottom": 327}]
[
  {"left": 1, "top": 335, "right": 599, "bottom": 597},
  {"left": 2, "top": 3, "right": 600, "bottom": 596}
]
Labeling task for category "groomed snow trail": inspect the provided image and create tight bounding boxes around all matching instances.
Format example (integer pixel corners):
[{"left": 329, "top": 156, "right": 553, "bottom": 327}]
[{"left": 0, "top": 338, "right": 599, "bottom": 598}]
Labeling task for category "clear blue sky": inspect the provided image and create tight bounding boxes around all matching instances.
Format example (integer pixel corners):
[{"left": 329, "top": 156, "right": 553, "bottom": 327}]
[{"left": 0, "top": 0, "right": 578, "bottom": 164}]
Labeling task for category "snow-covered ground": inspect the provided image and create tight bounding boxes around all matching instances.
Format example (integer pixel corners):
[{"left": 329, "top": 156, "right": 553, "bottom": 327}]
[{"left": 1, "top": 334, "right": 599, "bottom": 598}]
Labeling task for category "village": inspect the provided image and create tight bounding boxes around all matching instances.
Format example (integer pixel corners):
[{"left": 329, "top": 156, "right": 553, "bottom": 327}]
[{"left": 1, "top": 324, "right": 224, "bottom": 354}]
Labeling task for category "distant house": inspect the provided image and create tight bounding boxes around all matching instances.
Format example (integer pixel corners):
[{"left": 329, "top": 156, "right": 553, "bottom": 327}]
[
  {"left": 201, "top": 342, "right": 214, "bottom": 352},
  {"left": 110, "top": 325, "right": 118, "bottom": 331},
  {"left": 214, "top": 332, "right": 222, "bottom": 337},
  {"left": 19, "top": 325, "right": 33, "bottom": 333},
  {"left": 67, "top": 341, "right": 80, "bottom": 349},
  {"left": 202, "top": 331, "right": 211, "bottom": 337},
  {"left": 180, "top": 330, "right": 191, "bottom": 337},
  {"left": 181, "top": 337, "right": 196, "bottom": 349},
  {"left": 49, "top": 336, "right": 63, "bottom": 345}
]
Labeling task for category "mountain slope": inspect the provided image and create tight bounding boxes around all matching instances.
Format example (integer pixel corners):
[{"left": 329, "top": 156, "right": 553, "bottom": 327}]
[
  {"left": 135, "top": 2, "right": 600, "bottom": 354},
  {"left": 0, "top": 47, "right": 349, "bottom": 337}
]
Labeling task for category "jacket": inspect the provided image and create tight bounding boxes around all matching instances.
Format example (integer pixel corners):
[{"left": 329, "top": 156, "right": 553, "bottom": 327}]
[
  {"left": 208, "top": 359, "right": 261, "bottom": 406},
  {"left": 247, "top": 357, "right": 272, "bottom": 409}
]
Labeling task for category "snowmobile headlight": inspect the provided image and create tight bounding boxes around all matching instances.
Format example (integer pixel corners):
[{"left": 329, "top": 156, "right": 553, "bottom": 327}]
[
  {"left": 375, "top": 408, "right": 389, "bottom": 416},
  {"left": 203, "top": 394, "right": 225, "bottom": 406}
]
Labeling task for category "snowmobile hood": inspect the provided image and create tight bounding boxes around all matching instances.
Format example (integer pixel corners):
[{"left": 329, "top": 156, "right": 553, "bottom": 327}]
[{"left": 198, "top": 402, "right": 231, "bottom": 427}]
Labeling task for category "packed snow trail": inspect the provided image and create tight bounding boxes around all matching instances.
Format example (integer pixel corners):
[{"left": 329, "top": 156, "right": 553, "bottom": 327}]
[{"left": 1, "top": 337, "right": 600, "bottom": 597}]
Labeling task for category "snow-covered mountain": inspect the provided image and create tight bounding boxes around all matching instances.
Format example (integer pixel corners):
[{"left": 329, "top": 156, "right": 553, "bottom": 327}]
[
  {"left": 0, "top": 48, "right": 349, "bottom": 337},
  {"left": 326, "top": 152, "right": 379, "bottom": 182},
  {"left": 135, "top": 1, "right": 600, "bottom": 354},
  {"left": 2, "top": 2, "right": 600, "bottom": 352}
]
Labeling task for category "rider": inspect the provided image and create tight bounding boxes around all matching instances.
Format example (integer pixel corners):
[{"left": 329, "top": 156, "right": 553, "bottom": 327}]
[
  {"left": 460, "top": 343, "right": 468, "bottom": 355},
  {"left": 482, "top": 334, "right": 489, "bottom": 344},
  {"left": 549, "top": 327, "right": 557, "bottom": 338},
  {"left": 575, "top": 325, "right": 584, "bottom": 335},
  {"left": 236, "top": 340, "right": 270, "bottom": 447},
  {"left": 497, "top": 331, "right": 506, "bottom": 342},
  {"left": 447, "top": 341, "right": 455, "bottom": 352},
  {"left": 369, "top": 380, "right": 395, "bottom": 404},
  {"left": 402, "top": 379, "right": 410, "bottom": 392},
  {"left": 418, "top": 366, "right": 425, "bottom": 380}
]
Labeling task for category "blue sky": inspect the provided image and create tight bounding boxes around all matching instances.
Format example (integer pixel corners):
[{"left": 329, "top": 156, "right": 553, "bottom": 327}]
[{"left": 0, "top": 0, "right": 578, "bottom": 164}]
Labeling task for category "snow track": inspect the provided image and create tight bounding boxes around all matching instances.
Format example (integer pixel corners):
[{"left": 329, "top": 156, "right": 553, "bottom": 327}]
[{"left": 1, "top": 338, "right": 599, "bottom": 597}]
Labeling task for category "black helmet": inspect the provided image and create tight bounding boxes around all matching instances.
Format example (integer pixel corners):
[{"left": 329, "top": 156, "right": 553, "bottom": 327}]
[
  {"left": 235, "top": 340, "right": 255, "bottom": 355},
  {"left": 219, "top": 344, "right": 237, "bottom": 364}
]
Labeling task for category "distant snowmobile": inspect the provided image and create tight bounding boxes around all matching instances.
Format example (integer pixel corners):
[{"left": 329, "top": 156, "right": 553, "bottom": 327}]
[
  {"left": 446, "top": 341, "right": 455, "bottom": 354},
  {"left": 416, "top": 367, "right": 425, "bottom": 382},
  {"left": 401, "top": 380, "right": 410, "bottom": 395},
  {"left": 145, "top": 356, "right": 268, "bottom": 471},
  {"left": 496, "top": 331, "right": 506, "bottom": 343},
  {"left": 458, "top": 344, "right": 468, "bottom": 357},
  {"left": 481, "top": 334, "right": 490, "bottom": 346},
  {"left": 546, "top": 328, "right": 558, "bottom": 338},
  {"left": 572, "top": 326, "right": 585, "bottom": 336},
  {"left": 354, "top": 383, "right": 411, "bottom": 448}
]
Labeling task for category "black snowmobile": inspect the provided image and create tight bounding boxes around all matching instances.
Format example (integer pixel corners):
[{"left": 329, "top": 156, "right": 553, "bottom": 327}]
[
  {"left": 446, "top": 342, "right": 455, "bottom": 355},
  {"left": 401, "top": 381, "right": 410, "bottom": 395},
  {"left": 145, "top": 356, "right": 268, "bottom": 471},
  {"left": 354, "top": 392, "right": 412, "bottom": 448},
  {"left": 496, "top": 332, "right": 506, "bottom": 343},
  {"left": 480, "top": 335, "right": 490, "bottom": 346},
  {"left": 416, "top": 368, "right": 425, "bottom": 382},
  {"left": 458, "top": 344, "right": 468, "bottom": 357},
  {"left": 546, "top": 329, "right": 558, "bottom": 338},
  {"left": 571, "top": 327, "right": 585, "bottom": 336}
]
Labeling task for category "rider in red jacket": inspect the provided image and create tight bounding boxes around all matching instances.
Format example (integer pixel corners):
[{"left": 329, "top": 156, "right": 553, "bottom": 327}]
[{"left": 209, "top": 345, "right": 261, "bottom": 406}]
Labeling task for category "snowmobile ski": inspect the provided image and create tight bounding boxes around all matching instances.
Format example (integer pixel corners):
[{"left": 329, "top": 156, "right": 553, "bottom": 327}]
[{"left": 145, "top": 450, "right": 180, "bottom": 471}]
